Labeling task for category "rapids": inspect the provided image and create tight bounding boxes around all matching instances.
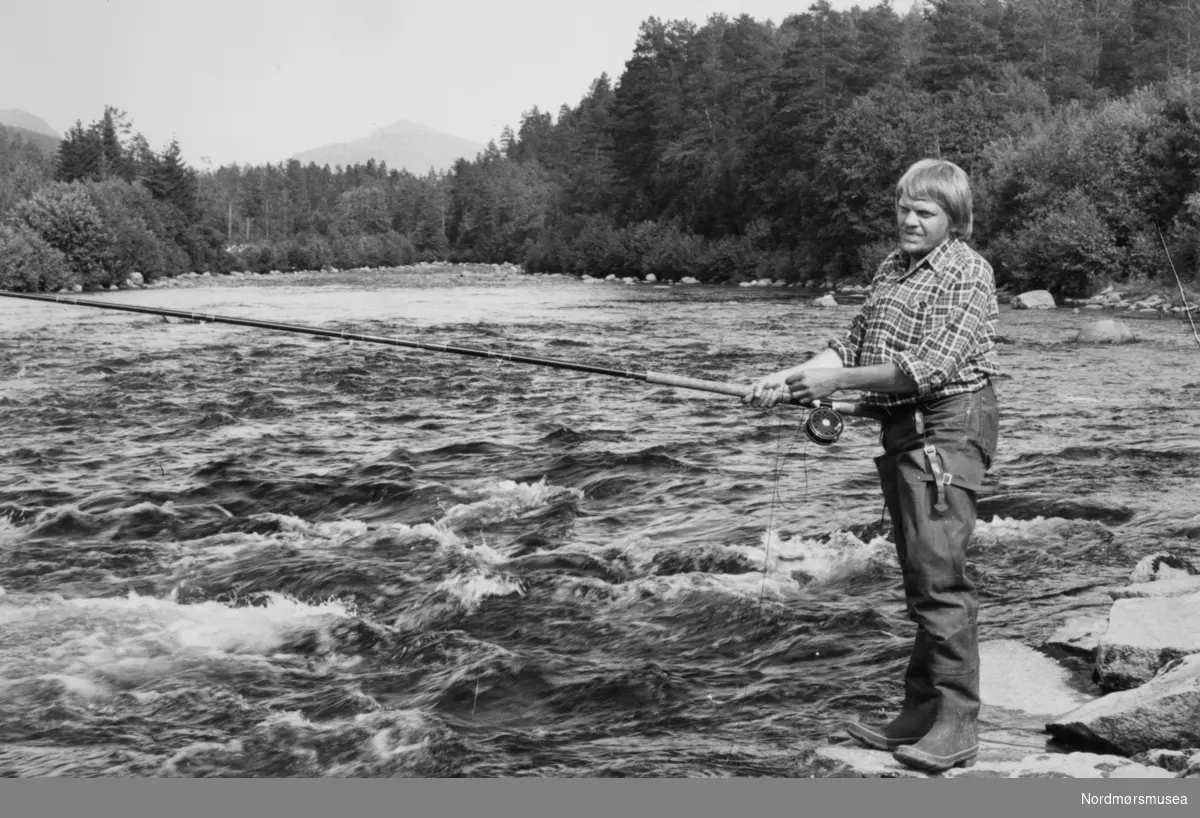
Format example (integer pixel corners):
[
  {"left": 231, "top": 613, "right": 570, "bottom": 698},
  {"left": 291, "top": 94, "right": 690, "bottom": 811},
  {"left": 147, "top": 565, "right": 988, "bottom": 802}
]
[{"left": 1, "top": 267, "right": 1197, "bottom": 777}]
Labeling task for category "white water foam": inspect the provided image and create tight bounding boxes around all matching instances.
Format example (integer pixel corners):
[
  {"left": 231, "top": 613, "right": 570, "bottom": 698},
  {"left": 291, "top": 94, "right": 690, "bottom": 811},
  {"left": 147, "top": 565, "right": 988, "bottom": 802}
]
[
  {"left": 438, "top": 478, "right": 580, "bottom": 530},
  {"left": 0, "top": 591, "right": 355, "bottom": 699}
]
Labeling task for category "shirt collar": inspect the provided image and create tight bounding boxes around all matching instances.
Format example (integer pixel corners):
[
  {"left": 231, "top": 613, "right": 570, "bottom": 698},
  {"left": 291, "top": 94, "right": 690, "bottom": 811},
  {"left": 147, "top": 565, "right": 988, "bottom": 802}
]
[{"left": 897, "top": 237, "right": 958, "bottom": 279}]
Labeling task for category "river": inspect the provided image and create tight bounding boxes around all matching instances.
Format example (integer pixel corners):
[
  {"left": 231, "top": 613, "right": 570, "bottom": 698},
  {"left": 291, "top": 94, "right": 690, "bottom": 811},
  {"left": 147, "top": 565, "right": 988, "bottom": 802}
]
[{"left": 1, "top": 266, "right": 1197, "bottom": 777}]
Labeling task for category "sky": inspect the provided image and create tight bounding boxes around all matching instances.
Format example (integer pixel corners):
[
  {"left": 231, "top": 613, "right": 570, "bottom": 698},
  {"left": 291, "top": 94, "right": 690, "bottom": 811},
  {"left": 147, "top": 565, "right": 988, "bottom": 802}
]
[{"left": 3, "top": 0, "right": 917, "bottom": 169}]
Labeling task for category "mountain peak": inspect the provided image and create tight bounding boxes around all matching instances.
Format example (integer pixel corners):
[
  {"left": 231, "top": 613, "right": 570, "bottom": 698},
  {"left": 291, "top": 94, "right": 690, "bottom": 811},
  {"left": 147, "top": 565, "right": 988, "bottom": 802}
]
[
  {"left": 293, "top": 119, "right": 487, "bottom": 173},
  {"left": 0, "top": 109, "right": 59, "bottom": 139}
]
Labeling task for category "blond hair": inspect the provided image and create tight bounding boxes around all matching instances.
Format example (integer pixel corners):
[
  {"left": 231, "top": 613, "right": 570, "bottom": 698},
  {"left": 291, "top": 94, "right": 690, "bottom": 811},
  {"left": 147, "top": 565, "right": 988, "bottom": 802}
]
[{"left": 896, "top": 159, "right": 973, "bottom": 240}]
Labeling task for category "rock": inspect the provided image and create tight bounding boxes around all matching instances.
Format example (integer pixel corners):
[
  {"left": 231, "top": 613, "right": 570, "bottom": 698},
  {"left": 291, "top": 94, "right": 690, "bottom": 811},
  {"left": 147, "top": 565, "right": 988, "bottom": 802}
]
[
  {"left": 644, "top": 273, "right": 657, "bottom": 283},
  {"left": 1048, "top": 653, "right": 1200, "bottom": 754},
  {"left": 1004, "top": 752, "right": 1175, "bottom": 778},
  {"left": 604, "top": 274, "right": 616, "bottom": 281},
  {"left": 1075, "top": 316, "right": 1128, "bottom": 343},
  {"left": 1133, "top": 748, "right": 1196, "bottom": 774},
  {"left": 1046, "top": 616, "right": 1107, "bottom": 659},
  {"left": 813, "top": 294, "right": 838, "bottom": 308},
  {"left": 976, "top": 493, "right": 1133, "bottom": 524},
  {"left": 128, "top": 271, "right": 144, "bottom": 286},
  {"left": 804, "top": 744, "right": 1173, "bottom": 779},
  {"left": 1130, "top": 553, "right": 1199, "bottom": 583},
  {"left": 1085, "top": 303, "right": 1105, "bottom": 310},
  {"left": 979, "top": 639, "right": 1098, "bottom": 716},
  {"left": 680, "top": 277, "right": 700, "bottom": 285},
  {"left": 1012, "top": 290, "right": 1056, "bottom": 309},
  {"left": 1094, "top": 593, "right": 1200, "bottom": 690},
  {"left": 1109, "top": 576, "right": 1200, "bottom": 600}
]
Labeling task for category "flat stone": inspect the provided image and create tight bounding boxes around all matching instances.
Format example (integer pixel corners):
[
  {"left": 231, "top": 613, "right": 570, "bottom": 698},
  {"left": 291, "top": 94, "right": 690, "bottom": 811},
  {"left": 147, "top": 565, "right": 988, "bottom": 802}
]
[
  {"left": 806, "top": 736, "right": 1176, "bottom": 779},
  {"left": 1046, "top": 616, "right": 1107, "bottom": 658},
  {"left": 980, "top": 639, "right": 1097, "bottom": 716},
  {"left": 1109, "top": 576, "right": 1200, "bottom": 599},
  {"left": 1004, "top": 752, "right": 1175, "bottom": 778},
  {"left": 1095, "top": 593, "right": 1200, "bottom": 690},
  {"left": 1049, "top": 653, "right": 1200, "bottom": 754}
]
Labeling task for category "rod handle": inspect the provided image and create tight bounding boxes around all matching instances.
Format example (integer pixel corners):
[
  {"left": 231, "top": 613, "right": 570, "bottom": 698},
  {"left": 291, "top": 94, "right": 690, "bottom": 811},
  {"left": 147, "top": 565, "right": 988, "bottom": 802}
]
[{"left": 644, "top": 371, "right": 884, "bottom": 420}]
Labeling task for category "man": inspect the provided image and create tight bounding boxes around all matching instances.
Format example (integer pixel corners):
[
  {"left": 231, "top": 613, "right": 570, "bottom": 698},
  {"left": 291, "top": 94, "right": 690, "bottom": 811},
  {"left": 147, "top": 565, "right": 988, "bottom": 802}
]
[{"left": 746, "top": 158, "right": 1000, "bottom": 773}]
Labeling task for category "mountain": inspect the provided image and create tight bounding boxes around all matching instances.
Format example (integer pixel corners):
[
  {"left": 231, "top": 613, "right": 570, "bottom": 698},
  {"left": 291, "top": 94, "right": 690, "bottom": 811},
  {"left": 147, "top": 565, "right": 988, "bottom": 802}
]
[
  {"left": 291, "top": 120, "right": 487, "bottom": 174},
  {"left": 0, "top": 109, "right": 59, "bottom": 139}
]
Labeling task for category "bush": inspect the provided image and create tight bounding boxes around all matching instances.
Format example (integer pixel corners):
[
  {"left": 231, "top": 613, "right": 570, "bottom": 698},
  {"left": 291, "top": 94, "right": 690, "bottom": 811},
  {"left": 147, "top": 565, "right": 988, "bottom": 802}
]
[
  {"left": 0, "top": 223, "right": 77, "bottom": 291},
  {"left": 378, "top": 231, "right": 416, "bottom": 267},
  {"left": 988, "top": 190, "right": 1120, "bottom": 296},
  {"left": 13, "top": 182, "right": 115, "bottom": 288},
  {"left": 81, "top": 179, "right": 172, "bottom": 281}
]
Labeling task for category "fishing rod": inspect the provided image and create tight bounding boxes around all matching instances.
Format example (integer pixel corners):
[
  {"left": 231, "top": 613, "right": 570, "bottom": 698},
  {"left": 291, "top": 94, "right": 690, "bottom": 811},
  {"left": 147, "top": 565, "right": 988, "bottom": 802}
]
[
  {"left": 0, "top": 290, "right": 883, "bottom": 444},
  {"left": 1156, "top": 225, "right": 1200, "bottom": 351}
]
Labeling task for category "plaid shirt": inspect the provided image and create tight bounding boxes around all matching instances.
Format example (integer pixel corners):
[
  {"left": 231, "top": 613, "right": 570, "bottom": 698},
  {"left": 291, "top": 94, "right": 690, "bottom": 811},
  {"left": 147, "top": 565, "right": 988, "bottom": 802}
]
[{"left": 828, "top": 238, "right": 1000, "bottom": 408}]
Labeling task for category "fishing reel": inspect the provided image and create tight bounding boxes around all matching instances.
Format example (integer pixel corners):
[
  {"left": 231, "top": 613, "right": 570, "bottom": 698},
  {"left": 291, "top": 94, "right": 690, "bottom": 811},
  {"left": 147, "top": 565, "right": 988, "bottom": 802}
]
[{"left": 803, "top": 401, "right": 845, "bottom": 446}]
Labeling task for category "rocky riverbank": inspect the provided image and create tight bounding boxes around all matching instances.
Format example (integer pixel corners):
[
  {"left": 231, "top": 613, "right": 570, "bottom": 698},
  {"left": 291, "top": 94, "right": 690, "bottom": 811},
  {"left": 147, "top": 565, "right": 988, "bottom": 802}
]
[{"left": 808, "top": 552, "right": 1200, "bottom": 779}]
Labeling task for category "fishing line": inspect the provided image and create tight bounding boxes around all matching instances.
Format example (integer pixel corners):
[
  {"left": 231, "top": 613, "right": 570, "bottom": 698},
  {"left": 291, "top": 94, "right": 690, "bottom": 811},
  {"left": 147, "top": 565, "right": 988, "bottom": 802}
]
[{"left": 754, "top": 409, "right": 811, "bottom": 626}]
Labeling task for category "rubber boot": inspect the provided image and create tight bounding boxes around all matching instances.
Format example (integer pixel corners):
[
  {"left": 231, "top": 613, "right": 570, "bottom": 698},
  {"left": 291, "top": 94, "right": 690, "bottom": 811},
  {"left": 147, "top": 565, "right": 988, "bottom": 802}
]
[
  {"left": 893, "top": 633, "right": 980, "bottom": 773},
  {"left": 844, "top": 629, "right": 937, "bottom": 750}
]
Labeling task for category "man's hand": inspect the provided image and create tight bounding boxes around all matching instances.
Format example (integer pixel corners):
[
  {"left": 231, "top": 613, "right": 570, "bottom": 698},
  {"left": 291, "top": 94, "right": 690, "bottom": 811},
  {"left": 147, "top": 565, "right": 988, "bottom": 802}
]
[{"left": 784, "top": 368, "right": 843, "bottom": 406}]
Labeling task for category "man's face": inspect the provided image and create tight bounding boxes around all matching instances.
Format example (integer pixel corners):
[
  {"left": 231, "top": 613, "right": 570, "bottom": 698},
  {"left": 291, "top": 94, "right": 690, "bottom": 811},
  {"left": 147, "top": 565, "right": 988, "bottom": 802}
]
[{"left": 896, "top": 195, "right": 951, "bottom": 258}]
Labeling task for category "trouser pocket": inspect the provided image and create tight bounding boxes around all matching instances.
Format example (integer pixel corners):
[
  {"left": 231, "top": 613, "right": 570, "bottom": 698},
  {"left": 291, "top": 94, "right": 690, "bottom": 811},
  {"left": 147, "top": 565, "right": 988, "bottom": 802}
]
[{"left": 891, "top": 446, "right": 981, "bottom": 628}]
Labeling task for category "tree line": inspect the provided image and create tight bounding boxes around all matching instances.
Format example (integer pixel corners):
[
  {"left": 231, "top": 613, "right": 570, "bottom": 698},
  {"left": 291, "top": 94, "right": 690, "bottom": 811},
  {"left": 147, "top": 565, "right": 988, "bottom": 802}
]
[{"left": 6, "top": 0, "right": 1200, "bottom": 295}]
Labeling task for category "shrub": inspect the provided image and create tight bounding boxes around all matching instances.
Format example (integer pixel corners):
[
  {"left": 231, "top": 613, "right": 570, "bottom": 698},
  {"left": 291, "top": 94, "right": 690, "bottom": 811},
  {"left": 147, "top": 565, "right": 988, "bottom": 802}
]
[
  {"left": 12, "top": 182, "right": 114, "bottom": 288},
  {"left": 988, "top": 190, "right": 1120, "bottom": 296},
  {"left": 0, "top": 223, "right": 77, "bottom": 291}
]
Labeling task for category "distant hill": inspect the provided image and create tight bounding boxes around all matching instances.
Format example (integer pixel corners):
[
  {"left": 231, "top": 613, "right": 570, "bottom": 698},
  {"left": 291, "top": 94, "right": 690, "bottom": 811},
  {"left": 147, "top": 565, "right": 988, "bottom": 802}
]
[
  {"left": 292, "top": 120, "right": 487, "bottom": 174},
  {"left": 0, "top": 122, "right": 60, "bottom": 156},
  {"left": 0, "top": 109, "right": 59, "bottom": 139}
]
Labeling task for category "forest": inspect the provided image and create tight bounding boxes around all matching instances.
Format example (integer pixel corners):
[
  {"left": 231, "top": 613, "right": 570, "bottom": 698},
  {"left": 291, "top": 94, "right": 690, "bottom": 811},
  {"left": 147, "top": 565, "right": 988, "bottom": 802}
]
[{"left": 6, "top": 0, "right": 1200, "bottom": 296}]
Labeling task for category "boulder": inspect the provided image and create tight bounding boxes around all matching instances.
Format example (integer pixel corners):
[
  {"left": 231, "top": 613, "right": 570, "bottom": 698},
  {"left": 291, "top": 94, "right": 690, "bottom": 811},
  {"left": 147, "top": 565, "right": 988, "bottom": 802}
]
[
  {"left": 1046, "top": 616, "right": 1107, "bottom": 659},
  {"left": 1094, "top": 593, "right": 1200, "bottom": 690},
  {"left": 1074, "top": 320, "right": 1136, "bottom": 344},
  {"left": 813, "top": 294, "right": 838, "bottom": 308},
  {"left": 1130, "top": 553, "right": 1199, "bottom": 583},
  {"left": 1110, "top": 576, "right": 1200, "bottom": 599},
  {"left": 1133, "top": 748, "right": 1200, "bottom": 774},
  {"left": 644, "top": 273, "right": 657, "bottom": 283},
  {"left": 679, "top": 276, "right": 700, "bottom": 285},
  {"left": 1012, "top": 289, "right": 1056, "bottom": 309},
  {"left": 1048, "top": 653, "right": 1200, "bottom": 754},
  {"left": 127, "top": 271, "right": 144, "bottom": 286}
]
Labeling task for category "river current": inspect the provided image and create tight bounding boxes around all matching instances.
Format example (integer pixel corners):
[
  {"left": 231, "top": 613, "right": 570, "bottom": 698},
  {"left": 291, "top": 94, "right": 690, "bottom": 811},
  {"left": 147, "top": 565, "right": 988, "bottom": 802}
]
[{"left": 1, "top": 266, "right": 1197, "bottom": 777}]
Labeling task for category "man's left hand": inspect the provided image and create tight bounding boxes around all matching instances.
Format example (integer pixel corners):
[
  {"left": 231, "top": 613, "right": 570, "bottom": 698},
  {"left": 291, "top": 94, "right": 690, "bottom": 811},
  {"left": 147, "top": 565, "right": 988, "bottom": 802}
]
[{"left": 785, "top": 368, "right": 842, "bottom": 405}]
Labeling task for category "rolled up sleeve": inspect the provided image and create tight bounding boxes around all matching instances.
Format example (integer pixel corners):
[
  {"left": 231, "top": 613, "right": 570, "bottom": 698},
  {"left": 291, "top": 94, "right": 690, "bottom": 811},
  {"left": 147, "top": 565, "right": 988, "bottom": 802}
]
[{"left": 828, "top": 308, "right": 866, "bottom": 368}]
